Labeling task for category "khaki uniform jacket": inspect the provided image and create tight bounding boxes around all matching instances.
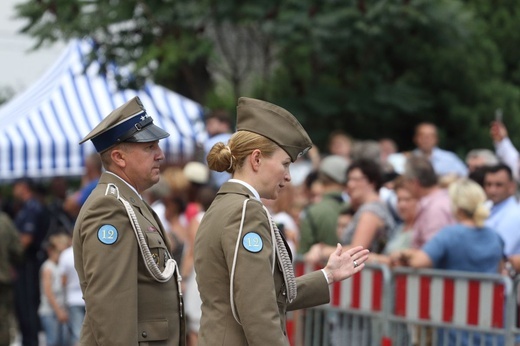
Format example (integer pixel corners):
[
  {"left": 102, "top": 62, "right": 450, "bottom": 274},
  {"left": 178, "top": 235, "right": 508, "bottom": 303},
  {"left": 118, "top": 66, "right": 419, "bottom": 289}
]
[
  {"left": 73, "top": 172, "right": 184, "bottom": 346},
  {"left": 0, "top": 212, "right": 23, "bottom": 284},
  {"left": 194, "top": 182, "right": 330, "bottom": 346}
]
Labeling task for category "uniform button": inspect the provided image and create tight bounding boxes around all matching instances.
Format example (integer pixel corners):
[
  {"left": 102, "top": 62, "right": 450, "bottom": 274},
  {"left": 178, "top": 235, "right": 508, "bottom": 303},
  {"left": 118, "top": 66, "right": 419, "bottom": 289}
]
[
  {"left": 282, "top": 291, "right": 286, "bottom": 296},
  {"left": 158, "top": 240, "right": 162, "bottom": 244},
  {"left": 142, "top": 332, "right": 148, "bottom": 338}
]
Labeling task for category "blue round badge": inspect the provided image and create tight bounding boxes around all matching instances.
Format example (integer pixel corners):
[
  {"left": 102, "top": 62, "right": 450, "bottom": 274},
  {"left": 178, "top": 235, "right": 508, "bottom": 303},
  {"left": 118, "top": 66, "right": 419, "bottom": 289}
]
[
  {"left": 242, "top": 232, "right": 263, "bottom": 253},
  {"left": 97, "top": 225, "right": 118, "bottom": 245}
]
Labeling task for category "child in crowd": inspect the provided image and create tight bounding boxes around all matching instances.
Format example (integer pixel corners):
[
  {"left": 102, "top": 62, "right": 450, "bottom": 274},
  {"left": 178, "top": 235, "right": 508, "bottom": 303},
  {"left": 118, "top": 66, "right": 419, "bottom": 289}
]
[{"left": 39, "top": 233, "right": 72, "bottom": 346}]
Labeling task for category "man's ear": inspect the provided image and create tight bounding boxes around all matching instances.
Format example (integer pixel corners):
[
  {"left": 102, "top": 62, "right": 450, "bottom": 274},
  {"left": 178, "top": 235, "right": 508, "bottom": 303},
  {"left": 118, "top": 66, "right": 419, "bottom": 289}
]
[
  {"left": 110, "top": 147, "right": 127, "bottom": 169},
  {"left": 250, "top": 149, "right": 262, "bottom": 172}
]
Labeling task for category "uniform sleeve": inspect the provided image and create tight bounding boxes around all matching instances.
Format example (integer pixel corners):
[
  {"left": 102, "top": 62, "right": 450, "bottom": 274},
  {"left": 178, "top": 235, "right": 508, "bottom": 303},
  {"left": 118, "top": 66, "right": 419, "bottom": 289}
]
[
  {"left": 76, "top": 195, "right": 139, "bottom": 346},
  {"left": 4, "top": 214, "right": 23, "bottom": 265},
  {"left": 288, "top": 271, "right": 329, "bottom": 311},
  {"left": 220, "top": 201, "right": 287, "bottom": 346}
]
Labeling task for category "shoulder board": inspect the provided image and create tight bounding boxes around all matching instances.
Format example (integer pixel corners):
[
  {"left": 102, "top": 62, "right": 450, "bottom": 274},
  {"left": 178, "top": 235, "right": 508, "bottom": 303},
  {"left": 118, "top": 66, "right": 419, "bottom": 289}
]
[{"left": 104, "top": 183, "right": 120, "bottom": 199}]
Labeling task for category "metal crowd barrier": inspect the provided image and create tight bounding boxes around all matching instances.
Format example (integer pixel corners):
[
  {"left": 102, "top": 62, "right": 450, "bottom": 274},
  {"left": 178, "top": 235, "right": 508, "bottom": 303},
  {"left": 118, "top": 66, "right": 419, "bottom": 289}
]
[
  {"left": 508, "top": 277, "right": 520, "bottom": 343},
  {"left": 290, "top": 260, "right": 393, "bottom": 346},
  {"left": 289, "top": 259, "right": 517, "bottom": 346},
  {"left": 389, "top": 267, "right": 514, "bottom": 346}
]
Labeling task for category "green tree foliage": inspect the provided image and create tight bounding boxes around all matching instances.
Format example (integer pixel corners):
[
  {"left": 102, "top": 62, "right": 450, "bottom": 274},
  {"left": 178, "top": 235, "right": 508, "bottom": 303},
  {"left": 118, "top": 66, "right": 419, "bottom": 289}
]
[
  {"left": 16, "top": 0, "right": 213, "bottom": 102},
  {"left": 461, "top": 0, "right": 520, "bottom": 149},
  {"left": 264, "top": 0, "right": 520, "bottom": 153},
  {"left": 15, "top": 0, "right": 520, "bottom": 154}
]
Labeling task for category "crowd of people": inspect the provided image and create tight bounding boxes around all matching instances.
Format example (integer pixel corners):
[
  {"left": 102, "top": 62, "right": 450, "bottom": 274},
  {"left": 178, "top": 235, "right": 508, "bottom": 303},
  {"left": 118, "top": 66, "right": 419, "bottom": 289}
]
[{"left": 1, "top": 97, "right": 520, "bottom": 345}]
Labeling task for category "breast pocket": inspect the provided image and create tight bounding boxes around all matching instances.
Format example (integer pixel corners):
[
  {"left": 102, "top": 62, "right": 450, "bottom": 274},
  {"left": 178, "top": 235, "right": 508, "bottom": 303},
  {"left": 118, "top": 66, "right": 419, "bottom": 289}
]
[{"left": 146, "top": 232, "right": 169, "bottom": 269}]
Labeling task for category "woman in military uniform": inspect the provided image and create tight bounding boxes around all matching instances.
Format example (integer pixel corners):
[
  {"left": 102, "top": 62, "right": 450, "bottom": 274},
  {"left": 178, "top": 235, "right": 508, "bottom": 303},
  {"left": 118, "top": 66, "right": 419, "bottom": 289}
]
[{"left": 194, "top": 97, "right": 369, "bottom": 345}]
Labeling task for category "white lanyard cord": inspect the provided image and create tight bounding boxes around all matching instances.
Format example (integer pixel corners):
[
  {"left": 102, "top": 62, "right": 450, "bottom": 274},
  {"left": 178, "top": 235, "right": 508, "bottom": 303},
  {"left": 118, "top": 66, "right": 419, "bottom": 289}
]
[
  {"left": 105, "top": 183, "right": 180, "bottom": 284},
  {"left": 230, "top": 199, "right": 249, "bottom": 325},
  {"left": 263, "top": 206, "right": 297, "bottom": 303},
  {"left": 229, "top": 199, "right": 276, "bottom": 325}
]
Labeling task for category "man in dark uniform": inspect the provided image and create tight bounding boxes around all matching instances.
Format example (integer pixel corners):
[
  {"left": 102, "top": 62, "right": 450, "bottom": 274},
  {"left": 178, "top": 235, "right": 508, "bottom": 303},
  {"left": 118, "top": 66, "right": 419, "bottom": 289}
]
[
  {"left": 12, "top": 178, "right": 50, "bottom": 346},
  {"left": 74, "top": 96, "right": 185, "bottom": 345}
]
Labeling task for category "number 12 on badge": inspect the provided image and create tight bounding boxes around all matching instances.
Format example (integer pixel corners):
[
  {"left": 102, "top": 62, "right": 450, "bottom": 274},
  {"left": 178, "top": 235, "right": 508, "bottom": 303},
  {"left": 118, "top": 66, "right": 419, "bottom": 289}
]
[
  {"left": 98, "top": 224, "right": 119, "bottom": 245},
  {"left": 243, "top": 232, "right": 263, "bottom": 253}
]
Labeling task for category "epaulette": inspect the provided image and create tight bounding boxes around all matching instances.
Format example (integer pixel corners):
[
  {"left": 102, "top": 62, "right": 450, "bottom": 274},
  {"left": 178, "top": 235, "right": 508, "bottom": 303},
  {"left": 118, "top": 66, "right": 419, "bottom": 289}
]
[{"left": 104, "top": 183, "right": 120, "bottom": 199}]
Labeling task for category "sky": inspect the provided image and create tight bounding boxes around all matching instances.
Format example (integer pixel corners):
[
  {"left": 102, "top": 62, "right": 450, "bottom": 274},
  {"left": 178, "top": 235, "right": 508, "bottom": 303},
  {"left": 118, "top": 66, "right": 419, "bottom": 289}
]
[{"left": 0, "top": 0, "right": 64, "bottom": 94}]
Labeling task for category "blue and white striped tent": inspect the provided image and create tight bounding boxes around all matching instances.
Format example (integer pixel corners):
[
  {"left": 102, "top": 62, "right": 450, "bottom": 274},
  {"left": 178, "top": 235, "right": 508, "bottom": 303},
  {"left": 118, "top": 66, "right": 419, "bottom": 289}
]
[{"left": 0, "top": 39, "right": 207, "bottom": 181}]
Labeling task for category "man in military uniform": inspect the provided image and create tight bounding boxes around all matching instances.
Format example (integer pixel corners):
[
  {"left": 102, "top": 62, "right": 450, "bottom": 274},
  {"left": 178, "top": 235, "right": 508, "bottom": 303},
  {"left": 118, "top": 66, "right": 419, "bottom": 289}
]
[
  {"left": 12, "top": 178, "right": 50, "bottom": 346},
  {"left": 0, "top": 210, "right": 23, "bottom": 346},
  {"left": 74, "top": 96, "right": 184, "bottom": 345},
  {"left": 299, "top": 155, "right": 349, "bottom": 255}
]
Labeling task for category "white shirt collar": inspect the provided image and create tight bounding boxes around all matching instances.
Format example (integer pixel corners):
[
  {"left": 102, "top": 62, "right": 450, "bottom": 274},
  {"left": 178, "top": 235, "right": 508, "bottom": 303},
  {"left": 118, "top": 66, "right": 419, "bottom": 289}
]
[
  {"left": 106, "top": 171, "right": 142, "bottom": 199},
  {"left": 229, "top": 178, "right": 261, "bottom": 201}
]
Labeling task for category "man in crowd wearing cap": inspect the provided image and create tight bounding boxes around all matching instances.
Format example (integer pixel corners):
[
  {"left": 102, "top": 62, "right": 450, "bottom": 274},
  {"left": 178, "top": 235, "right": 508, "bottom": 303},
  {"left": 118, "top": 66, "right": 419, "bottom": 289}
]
[
  {"left": 298, "top": 155, "right": 349, "bottom": 255},
  {"left": 73, "top": 96, "right": 185, "bottom": 345}
]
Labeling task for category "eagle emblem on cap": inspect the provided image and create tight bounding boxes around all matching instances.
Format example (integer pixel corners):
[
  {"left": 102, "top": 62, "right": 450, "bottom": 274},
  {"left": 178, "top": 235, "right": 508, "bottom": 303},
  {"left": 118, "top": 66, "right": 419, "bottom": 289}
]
[{"left": 297, "top": 147, "right": 311, "bottom": 159}]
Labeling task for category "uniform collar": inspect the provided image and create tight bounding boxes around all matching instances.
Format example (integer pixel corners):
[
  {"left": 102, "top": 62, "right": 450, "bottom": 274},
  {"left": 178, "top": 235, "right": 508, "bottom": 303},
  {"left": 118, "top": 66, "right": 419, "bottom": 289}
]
[
  {"left": 228, "top": 179, "right": 261, "bottom": 200},
  {"left": 105, "top": 171, "right": 142, "bottom": 199},
  {"left": 217, "top": 180, "right": 260, "bottom": 201}
]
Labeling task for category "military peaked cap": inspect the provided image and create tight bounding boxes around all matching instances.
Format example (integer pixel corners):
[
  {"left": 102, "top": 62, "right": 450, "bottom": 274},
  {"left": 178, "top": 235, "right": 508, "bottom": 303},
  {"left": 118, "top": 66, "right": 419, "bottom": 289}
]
[{"left": 80, "top": 96, "right": 169, "bottom": 153}]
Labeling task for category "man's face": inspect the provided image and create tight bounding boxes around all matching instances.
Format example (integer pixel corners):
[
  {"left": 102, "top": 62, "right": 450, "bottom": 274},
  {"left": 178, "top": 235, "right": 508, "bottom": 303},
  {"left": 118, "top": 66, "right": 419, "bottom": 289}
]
[
  {"left": 329, "top": 135, "right": 351, "bottom": 158},
  {"left": 205, "top": 118, "right": 229, "bottom": 137},
  {"left": 484, "top": 170, "right": 515, "bottom": 205},
  {"left": 122, "top": 141, "right": 164, "bottom": 193},
  {"left": 414, "top": 124, "right": 438, "bottom": 153},
  {"left": 12, "top": 183, "right": 24, "bottom": 201}
]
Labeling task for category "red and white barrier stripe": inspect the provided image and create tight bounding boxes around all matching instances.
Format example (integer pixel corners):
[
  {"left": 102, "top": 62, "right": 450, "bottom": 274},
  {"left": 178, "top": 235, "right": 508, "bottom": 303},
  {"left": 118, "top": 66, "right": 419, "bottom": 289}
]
[
  {"left": 394, "top": 274, "right": 505, "bottom": 329},
  {"left": 286, "top": 311, "right": 296, "bottom": 345},
  {"left": 330, "top": 269, "right": 384, "bottom": 312},
  {"left": 294, "top": 261, "right": 385, "bottom": 312}
]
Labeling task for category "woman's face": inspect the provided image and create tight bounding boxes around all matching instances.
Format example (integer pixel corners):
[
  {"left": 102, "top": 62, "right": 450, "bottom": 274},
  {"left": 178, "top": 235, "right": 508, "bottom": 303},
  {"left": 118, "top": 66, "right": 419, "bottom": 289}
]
[
  {"left": 396, "top": 187, "right": 417, "bottom": 223},
  {"left": 258, "top": 147, "right": 292, "bottom": 200},
  {"left": 346, "top": 168, "right": 372, "bottom": 204}
]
